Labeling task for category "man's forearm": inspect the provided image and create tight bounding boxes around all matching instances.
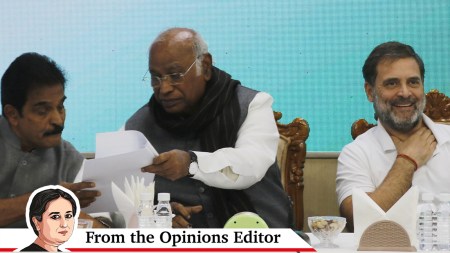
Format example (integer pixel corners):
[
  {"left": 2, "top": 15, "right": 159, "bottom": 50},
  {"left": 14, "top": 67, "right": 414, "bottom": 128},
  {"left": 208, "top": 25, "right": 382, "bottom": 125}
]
[
  {"left": 368, "top": 158, "right": 415, "bottom": 212},
  {"left": 339, "top": 157, "right": 415, "bottom": 230},
  {"left": 340, "top": 197, "right": 354, "bottom": 232},
  {"left": 0, "top": 193, "right": 30, "bottom": 227}
]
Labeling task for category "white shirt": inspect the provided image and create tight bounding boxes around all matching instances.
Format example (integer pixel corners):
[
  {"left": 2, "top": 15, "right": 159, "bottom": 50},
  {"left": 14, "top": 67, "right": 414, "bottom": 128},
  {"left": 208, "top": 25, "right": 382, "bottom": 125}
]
[
  {"left": 193, "top": 92, "right": 279, "bottom": 190},
  {"left": 336, "top": 114, "right": 450, "bottom": 205}
]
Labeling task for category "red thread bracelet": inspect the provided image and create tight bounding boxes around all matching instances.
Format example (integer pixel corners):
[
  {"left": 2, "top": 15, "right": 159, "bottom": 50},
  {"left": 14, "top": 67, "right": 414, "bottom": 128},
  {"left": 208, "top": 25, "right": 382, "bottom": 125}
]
[{"left": 397, "top": 154, "right": 418, "bottom": 171}]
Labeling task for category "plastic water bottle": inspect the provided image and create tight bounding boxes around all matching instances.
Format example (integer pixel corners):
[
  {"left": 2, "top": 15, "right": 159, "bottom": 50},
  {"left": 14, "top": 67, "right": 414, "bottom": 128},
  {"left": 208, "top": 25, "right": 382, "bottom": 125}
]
[
  {"left": 417, "top": 192, "right": 435, "bottom": 251},
  {"left": 154, "top": 193, "right": 172, "bottom": 228},
  {"left": 137, "top": 192, "right": 154, "bottom": 228},
  {"left": 436, "top": 193, "right": 450, "bottom": 251}
]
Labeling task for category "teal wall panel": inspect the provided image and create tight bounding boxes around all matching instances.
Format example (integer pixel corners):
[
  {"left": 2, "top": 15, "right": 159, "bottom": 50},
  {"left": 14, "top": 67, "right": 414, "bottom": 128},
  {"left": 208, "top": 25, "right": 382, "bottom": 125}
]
[{"left": 1, "top": 0, "right": 449, "bottom": 152}]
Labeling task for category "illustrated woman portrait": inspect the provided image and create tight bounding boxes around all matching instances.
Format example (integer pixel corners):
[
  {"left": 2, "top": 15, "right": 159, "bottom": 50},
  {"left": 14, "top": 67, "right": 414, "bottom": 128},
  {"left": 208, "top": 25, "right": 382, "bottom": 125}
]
[{"left": 21, "top": 186, "right": 79, "bottom": 252}]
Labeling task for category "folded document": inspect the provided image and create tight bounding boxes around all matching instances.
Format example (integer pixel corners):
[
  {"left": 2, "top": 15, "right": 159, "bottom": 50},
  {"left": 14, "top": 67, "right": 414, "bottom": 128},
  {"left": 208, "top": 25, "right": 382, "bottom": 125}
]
[{"left": 82, "top": 130, "right": 157, "bottom": 213}]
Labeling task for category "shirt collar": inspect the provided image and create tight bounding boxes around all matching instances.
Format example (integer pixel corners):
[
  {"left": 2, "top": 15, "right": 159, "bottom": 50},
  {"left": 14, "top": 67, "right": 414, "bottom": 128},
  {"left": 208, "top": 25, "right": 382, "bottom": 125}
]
[
  {"left": 423, "top": 114, "right": 450, "bottom": 145},
  {"left": 374, "top": 120, "right": 396, "bottom": 152},
  {"left": 375, "top": 113, "right": 450, "bottom": 152}
]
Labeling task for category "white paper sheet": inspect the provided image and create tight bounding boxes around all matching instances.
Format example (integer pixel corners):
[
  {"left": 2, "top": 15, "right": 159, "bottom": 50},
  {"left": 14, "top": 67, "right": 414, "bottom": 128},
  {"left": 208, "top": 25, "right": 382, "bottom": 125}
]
[
  {"left": 95, "top": 130, "right": 158, "bottom": 159},
  {"left": 81, "top": 130, "right": 157, "bottom": 213}
]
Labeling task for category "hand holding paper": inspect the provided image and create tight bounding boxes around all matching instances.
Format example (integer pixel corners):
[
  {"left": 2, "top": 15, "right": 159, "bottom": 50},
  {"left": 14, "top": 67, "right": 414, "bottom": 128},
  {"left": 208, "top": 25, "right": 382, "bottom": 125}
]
[{"left": 141, "top": 149, "right": 191, "bottom": 181}]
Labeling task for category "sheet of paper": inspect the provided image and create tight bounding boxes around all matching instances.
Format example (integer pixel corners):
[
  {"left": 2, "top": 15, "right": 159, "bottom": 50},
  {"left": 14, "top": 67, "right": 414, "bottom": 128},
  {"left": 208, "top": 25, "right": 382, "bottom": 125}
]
[
  {"left": 82, "top": 130, "right": 157, "bottom": 213},
  {"left": 95, "top": 130, "right": 158, "bottom": 159}
]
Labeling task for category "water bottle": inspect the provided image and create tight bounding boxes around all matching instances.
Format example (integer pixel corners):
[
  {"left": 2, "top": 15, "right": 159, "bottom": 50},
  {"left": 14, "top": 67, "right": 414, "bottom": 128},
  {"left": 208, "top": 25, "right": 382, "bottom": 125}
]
[
  {"left": 137, "top": 192, "right": 154, "bottom": 228},
  {"left": 436, "top": 193, "right": 450, "bottom": 251},
  {"left": 154, "top": 193, "right": 172, "bottom": 228},
  {"left": 417, "top": 192, "right": 435, "bottom": 251}
]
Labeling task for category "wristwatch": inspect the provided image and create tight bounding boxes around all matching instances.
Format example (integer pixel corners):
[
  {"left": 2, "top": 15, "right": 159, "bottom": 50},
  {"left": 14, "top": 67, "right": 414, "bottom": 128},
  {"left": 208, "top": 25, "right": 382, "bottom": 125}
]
[{"left": 187, "top": 151, "right": 199, "bottom": 177}]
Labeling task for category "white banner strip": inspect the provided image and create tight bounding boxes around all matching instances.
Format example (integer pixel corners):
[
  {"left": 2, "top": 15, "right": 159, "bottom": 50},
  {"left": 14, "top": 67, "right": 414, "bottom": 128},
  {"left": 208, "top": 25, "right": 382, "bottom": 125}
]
[{"left": 0, "top": 229, "right": 315, "bottom": 252}]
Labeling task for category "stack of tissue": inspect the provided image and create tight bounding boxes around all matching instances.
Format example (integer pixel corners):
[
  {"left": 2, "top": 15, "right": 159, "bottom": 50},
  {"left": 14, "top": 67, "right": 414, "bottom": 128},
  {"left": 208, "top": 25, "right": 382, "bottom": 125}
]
[{"left": 111, "top": 175, "right": 155, "bottom": 228}]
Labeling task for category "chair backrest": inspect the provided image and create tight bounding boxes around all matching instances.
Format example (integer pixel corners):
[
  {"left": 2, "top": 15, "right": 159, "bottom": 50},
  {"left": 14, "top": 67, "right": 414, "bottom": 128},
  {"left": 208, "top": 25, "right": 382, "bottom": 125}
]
[
  {"left": 424, "top": 89, "right": 450, "bottom": 124},
  {"left": 351, "top": 89, "right": 450, "bottom": 139},
  {"left": 274, "top": 111, "right": 310, "bottom": 230}
]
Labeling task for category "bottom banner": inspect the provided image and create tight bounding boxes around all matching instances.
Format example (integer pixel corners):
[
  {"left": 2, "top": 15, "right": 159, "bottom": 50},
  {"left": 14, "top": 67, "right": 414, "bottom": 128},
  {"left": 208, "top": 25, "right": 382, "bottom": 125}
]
[{"left": 0, "top": 229, "right": 315, "bottom": 252}]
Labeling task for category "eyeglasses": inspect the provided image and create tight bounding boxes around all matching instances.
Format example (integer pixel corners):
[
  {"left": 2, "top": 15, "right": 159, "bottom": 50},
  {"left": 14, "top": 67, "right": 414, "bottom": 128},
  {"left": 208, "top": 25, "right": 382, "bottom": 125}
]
[{"left": 142, "top": 59, "right": 198, "bottom": 89}]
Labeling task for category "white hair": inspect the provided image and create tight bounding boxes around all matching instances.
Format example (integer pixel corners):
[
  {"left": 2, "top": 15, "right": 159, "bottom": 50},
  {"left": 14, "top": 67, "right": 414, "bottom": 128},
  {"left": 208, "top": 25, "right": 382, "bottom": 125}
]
[
  {"left": 192, "top": 31, "right": 208, "bottom": 75},
  {"left": 151, "top": 28, "right": 209, "bottom": 76}
]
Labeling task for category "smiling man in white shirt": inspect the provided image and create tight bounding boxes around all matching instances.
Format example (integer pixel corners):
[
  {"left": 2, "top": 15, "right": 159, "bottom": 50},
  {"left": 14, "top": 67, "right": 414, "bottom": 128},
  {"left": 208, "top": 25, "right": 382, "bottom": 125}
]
[
  {"left": 336, "top": 42, "right": 450, "bottom": 231},
  {"left": 125, "top": 27, "right": 292, "bottom": 228}
]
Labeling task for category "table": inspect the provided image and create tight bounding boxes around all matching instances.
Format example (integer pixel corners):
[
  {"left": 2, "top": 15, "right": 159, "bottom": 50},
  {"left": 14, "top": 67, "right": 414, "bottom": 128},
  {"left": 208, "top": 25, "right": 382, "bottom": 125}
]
[{"left": 307, "top": 233, "right": 416, "bottom": 253}]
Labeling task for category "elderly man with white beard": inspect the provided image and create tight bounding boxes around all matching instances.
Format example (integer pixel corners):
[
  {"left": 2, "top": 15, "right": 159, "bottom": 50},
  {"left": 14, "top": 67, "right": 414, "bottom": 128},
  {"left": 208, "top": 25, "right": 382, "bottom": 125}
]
[{"left": 336, "top": 41, "right": 450, "bottom": 231}]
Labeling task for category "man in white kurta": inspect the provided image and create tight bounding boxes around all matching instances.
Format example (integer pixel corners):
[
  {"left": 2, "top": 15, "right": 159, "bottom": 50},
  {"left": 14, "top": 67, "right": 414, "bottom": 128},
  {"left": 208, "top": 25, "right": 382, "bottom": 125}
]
[{"left": 126, "top": 28, "right": 291, "bottom": 228}]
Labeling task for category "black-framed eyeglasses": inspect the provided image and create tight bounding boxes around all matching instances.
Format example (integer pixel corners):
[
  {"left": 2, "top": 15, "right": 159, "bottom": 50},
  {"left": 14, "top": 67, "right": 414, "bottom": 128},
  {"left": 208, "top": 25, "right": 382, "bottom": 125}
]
[{"left": 142, "top": 59, "right": 198, "bottom": 89}]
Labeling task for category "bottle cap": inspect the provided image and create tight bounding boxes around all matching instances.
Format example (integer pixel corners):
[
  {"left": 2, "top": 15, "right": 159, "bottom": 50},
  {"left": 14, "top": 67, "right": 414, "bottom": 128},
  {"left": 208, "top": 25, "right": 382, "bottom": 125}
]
[
  {"left": 158, "top": 193, "right": 170, "bottom": 201},
  {"left": 421, "top": 192, "right": 434, "bottom": 202},
  {"left": 140, "top": 192, "right": 153, "bottom": 201}
]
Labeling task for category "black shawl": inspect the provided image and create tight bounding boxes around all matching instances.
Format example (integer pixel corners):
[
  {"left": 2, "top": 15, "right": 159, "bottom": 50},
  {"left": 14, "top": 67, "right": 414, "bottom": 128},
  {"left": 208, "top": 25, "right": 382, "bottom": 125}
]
[{"left": 149, "top": 66, "right": 255, "bottom": 226}]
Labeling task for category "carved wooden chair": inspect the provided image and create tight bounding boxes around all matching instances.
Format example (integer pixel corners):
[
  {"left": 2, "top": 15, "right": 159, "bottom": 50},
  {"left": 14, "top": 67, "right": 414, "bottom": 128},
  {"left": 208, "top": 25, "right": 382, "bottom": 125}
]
[
  {"left": 351, "top": 89, "right": 450, "bottom": 139},
  {"left": 274, "top": 111, "right": 310, "bottom": 230}
]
